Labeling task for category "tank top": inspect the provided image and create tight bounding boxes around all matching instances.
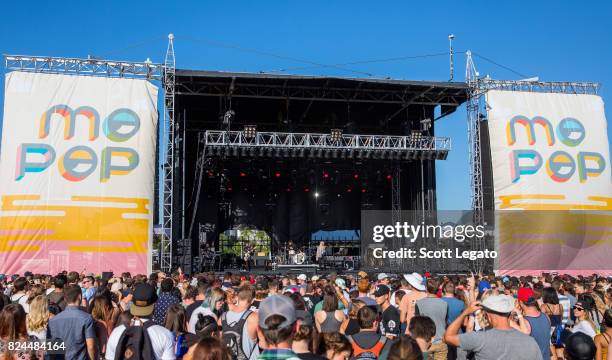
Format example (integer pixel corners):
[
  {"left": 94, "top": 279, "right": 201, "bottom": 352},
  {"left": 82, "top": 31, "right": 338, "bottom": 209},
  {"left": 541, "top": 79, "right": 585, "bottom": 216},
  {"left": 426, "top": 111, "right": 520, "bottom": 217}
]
[
  {"left": 544, "top": 304, "right": 562, "bottom": 327},
  {"left": 600, "top": 333, "right": 610, "bottom": 360},
  {"left": 526, "top": 312, "right": 551, "bottom": 359},
  {"left": 225, "top": 310, "right": 259, "bottom": 360},
  {"left": 320, "top": 311, "right": 342, "bottom": 333}
]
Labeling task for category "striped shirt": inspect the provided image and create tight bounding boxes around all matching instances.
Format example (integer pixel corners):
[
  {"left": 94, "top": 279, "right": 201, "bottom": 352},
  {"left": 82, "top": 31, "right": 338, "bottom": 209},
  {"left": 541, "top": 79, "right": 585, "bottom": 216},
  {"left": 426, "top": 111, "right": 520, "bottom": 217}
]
[
  {"left": 557, "top": 293, "right": 571, "bottom": 325},
  {"left": 258, "top": 348, "right": 301, "bottom": 360}
]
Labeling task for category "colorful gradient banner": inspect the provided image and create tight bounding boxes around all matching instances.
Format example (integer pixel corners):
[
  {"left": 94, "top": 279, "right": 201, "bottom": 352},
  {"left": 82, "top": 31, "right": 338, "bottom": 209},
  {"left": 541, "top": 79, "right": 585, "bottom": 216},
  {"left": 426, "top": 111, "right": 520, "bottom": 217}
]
[
  {"left": 485, "top": 90, "right": 612, "bottom": 274},
  {"left": 0, "top": 71, "right": 158, "bottom": 275}
]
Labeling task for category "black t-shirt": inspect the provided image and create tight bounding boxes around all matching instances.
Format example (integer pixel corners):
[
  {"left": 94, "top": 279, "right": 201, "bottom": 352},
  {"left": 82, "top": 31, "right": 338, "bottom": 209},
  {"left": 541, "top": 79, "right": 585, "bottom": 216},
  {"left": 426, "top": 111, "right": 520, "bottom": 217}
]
[
  {"left": 297, "top": 352, "right": 327, "bottom": 360},
  {"left": 185, "top": 300, "right": 204, "bottom": 321},
  {"left": 302, "top": 295, "right": 316, "bottom": 314},
  {"left": 380, "top": 305, "right": 400, "bottom": 337},
  {"left": 345, "top": 318, "right": 360, "bottom": 336}
]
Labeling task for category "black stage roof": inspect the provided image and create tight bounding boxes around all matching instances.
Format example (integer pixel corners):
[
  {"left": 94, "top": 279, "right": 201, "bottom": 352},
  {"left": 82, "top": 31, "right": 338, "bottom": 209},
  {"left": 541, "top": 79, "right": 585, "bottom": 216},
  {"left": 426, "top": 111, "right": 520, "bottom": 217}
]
[
  {"left": 175, "top": 69, "right": 468, "bottom": 106},
  {"left": 174, "top": 69, "right": 469, "bottom": 134}
]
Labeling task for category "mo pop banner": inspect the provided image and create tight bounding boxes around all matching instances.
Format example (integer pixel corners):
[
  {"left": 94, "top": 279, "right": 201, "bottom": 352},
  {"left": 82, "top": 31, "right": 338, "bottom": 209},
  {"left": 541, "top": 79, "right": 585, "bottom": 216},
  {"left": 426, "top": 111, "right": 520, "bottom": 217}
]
[
  {"left": 486, "top": 90, "right": 612, "bottom": 273},
  {"left": 0, "top": 71, "right": 158, "bottom": 275}
]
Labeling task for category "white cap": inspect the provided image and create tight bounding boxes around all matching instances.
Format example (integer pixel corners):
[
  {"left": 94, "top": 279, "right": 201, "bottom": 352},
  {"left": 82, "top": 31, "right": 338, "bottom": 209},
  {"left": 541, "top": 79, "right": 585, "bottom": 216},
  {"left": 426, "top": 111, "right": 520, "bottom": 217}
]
[
  {"left": 297, "top": 274, "right": 307, "bottom": 281},
  {"left": 481, "top": 294, "right": 515, "bottom": 314},
  {"left": 377, "top": 273, "right": 389, "bottom": 281}
]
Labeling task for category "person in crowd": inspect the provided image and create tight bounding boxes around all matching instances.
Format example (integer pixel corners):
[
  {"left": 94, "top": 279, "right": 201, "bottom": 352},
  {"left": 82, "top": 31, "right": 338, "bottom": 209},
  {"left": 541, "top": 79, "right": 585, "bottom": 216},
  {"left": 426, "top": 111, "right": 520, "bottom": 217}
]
[
  {"left": 377, "top": 273, "right": 390, "bottom": 287},
  {"left": 340, "top": 299, "right": 365, "bottom": 336},
  {"left": 10, "top": 277, "right": 30, "bottom": 312},
  {"left": 514, "top": 287, "right": 552, "bottom": 360},
  {"left": 346, "top": 306, "right": 393, "bottom": 358},
  {"left": 0, "top": 304, "right": 43, "bottom": 359},
  {"left": 47, "top": 275, "right": 66, "bottom": 310},
  {"left": 256, "top": 295, "right": 301, "bottom": 360},
  {"left": 81, "top": 276, "right": 96, "bottom": 307},
  {"left": 415, "top": 278, "right": 448, "bottom": 359},
  {"left": 595, "top": 309, "right": 612, "bottom": 360},
  {"left": 573, "top": 300, "right": 598, "bottom": 338},
  {"left": 552, "top": 279, "right": 572, "bottom": 326},
  {"left": 153, "top": 278, "right": 181, "bottom": 326},
  {"left": 185, "top": 281, "right": 206, "bottom": 321},
  {"left": 373, "top": 285, "right": 400, "bottom": 339},
  {"left": 115, "top": 310, "right": 133, "bottom": 329},
  {"left": 565, "top": 332, "right": 597, "bottom": 360},
  {"left": 399, "top": 273, "right": 427, "bottom": 330},
  {"left": 105, "top": 283, "right": 175, "bottom": 360},
  {"left": 292, "top": 311, "right": 326, "bottom": 360},
  {"left": 385, "top": 335, "right": 423, "bottom": 360},
  {"left": 194, "top": 314, "right": 220, "bottom": 339},
  {"left": 315, "top": 285, "right": 346, "bottom": 334},
  {"left": 318, "top": 332, "right": 352, "bottom": 360},
  {"left": 407, "top": 315, "right": 436, "bottom": 359},
  {"left": 221, "top": 285, "right": 259, "bottom": 360},
  {"left": 26, "top": 295, "right": 49, "bottom": 341},
  {"left": 189, "top": 287, "right": 225, "bottom": 333},
  {"left": 355, "top": 278, "right": 376, "bottom": 307},
  {"left": 444, "top": 294, "right": 543, "bottom": 360},
  {"left": 47, "top": 284, "right": 96, "bottom": 360},
  {"left": 165, "top": 303, "right": 199, "bottom": 359},
  {"left": 185, "top": 337, "right": 232, "bottom": 360}
]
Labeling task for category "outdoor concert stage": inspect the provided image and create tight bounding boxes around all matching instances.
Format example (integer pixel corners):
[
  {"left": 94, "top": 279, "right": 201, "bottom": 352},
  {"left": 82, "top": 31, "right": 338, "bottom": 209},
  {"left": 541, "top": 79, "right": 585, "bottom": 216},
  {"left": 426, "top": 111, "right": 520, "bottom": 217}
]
[{"left": 169, "top": 70, "right": 469, "bottom": 272}]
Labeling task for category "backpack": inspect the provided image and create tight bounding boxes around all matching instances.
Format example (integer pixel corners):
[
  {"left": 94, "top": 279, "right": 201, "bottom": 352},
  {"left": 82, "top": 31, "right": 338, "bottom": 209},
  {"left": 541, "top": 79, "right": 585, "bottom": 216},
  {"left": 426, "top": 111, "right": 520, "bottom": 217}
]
[
  {"left": 222, "top": 310, "right": 254, "bottom": 360},
  {"left": 11, "top": 294, "right": 25, "bottom": 305},
  {"left": 114, "top": 318, "right": 155, "bottom": 360},
  {"left": 550, "top": 324, "right": 564, "bottom": 346},
  {"left": 347, "top": 335, "right": 387, "bottom": 360}
]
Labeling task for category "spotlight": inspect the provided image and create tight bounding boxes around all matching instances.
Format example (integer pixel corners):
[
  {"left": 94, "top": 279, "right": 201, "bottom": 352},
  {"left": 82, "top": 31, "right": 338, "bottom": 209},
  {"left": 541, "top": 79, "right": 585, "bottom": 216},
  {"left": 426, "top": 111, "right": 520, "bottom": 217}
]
[
  {"left": 347, "top": 187, "right": 352, "bottom": 193},
  {"left": 353, "top": 174, "right": 359, "bottom": 180},
  {"left": 330, "top": 129, "right": 343, "bottom": 142},
  {"left": 386, "top": 174, "right": 392, "bottom": 180},
  {"left": 275, "top": 171, "right": 281, "bottom": 178},
  {"left": 243, "top": 125, "right": 257, "bottom": 139},
  {"left": 314, "top": 192, "right": 320, "bottom": 198},
  {"left": 304, "top": 187, "right": 310, "bottom": 192},
  {"left": 240, "top": 172, "right": 247, "bottom": 177},
  {"left": 323, "top": 172, "right": 329, "bottom": 179},
  {"left": 361, "top": 188, "right": 367, "bottom": 193}
]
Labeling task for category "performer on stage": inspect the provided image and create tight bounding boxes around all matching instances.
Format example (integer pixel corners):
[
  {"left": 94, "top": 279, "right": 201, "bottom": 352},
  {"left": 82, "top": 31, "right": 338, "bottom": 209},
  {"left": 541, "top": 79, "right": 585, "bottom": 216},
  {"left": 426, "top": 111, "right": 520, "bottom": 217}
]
[{"left": 316, "top": 241, "right": 326, "bottom": 263}]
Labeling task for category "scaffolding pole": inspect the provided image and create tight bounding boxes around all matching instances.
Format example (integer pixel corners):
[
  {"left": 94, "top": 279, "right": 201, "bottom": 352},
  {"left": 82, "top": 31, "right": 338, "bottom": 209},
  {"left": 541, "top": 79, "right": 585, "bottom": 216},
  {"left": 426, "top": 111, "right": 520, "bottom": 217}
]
[{"left": 161, "top": 34, "right": 176, "bottom": 273}]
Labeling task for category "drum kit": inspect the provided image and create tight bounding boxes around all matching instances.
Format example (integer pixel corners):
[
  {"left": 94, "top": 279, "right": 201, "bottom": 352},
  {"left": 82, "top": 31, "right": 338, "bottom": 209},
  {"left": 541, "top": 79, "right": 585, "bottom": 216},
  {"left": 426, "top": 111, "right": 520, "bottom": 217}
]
[{"left": 274, "top": 242, "right": 308, "bottom": 265}]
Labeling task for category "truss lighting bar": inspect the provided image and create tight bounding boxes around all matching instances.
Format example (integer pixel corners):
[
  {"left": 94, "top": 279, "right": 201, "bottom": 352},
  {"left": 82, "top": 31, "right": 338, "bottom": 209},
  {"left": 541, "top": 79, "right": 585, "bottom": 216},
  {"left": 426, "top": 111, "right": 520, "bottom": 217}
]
[
  {"left": 243, "top": 125, "right": 257, "bottom": 139},
  {"left": 203, "top": 130, "right": 450, "bottom": 160},
  {"left": 330, "top": 129, "right": 343, "bottom": 142},
  {"left": 4, "top": 55, "right": 163, "bottom": 80}
]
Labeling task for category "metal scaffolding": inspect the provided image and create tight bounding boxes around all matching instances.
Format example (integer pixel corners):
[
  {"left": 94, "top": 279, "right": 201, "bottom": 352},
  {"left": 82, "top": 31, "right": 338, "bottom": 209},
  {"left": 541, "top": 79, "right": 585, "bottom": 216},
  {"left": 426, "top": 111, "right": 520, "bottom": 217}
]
[
  {"left": 202, "top": 130, "right": 451, "bottom": 160},
  {"left": 160, "top": 34, "right": 176, "bottom": 273},
  {"left": 4, "top": 54, "right": 162, "bottom": 80}
]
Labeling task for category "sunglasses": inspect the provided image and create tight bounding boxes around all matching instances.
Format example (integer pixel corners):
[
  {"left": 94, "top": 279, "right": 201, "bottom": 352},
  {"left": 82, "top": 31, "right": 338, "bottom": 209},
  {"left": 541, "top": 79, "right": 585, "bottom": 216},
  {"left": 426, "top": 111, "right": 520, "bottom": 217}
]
[{"left": 573, "top": 306, "right": 584, "bottom": 311}]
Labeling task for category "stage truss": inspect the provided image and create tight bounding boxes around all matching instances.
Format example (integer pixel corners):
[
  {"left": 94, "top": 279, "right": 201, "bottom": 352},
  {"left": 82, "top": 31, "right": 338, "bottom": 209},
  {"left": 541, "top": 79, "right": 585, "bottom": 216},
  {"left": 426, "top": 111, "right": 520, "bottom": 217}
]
[
  {"left": 202, "top": 130, "right": 451, "bottom": 160},
  {"left": 464, "top": 50, "right": 600, "bottom": 272}
]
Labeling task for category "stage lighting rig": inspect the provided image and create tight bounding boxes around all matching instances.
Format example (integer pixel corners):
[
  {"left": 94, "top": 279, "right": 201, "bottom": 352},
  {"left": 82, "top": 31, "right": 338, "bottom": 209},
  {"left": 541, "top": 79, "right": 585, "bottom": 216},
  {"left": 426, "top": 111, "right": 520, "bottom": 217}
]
[
  {"left": 243, "top": 124, "right": 257, "bottom": 139},
  {"left": 330, "top": 128, "right": 343, "bottom": 143}
]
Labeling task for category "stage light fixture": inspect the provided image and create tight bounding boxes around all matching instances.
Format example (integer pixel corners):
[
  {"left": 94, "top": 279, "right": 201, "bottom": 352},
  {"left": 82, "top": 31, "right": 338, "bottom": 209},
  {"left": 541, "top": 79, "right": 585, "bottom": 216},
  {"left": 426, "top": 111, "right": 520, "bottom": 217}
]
[
  {"left": 323, "top": 172, "right": 329, "bottom": 179},
  {"left": 330, "top": 128, "right": 343, "bottom": 142},
  {"left": 314, "top": 192, "right": 320, "bottom": 198},
  {"left": 347, "top": 187, "right": 352, "bottom": 193},
  {"left": 361, "top": 188, "right": 367, "bottom": 193},
  {"left": 386, "top": 174, "right": 392, "bottom": 180},
  {"left": 275, "top": 171, "right": 281, "bottom": 178},
  {"left": 243, "top": 124, "right": 257, "bottom": 139},
  {"left": 304, "top": 187, "right": 310, "bottom": 192},
  {"left": 240, "top": 172, "right": 247, "bottom": 177},
  {"left": 353, "top": 174, "right": 359, "bottom": 179}
]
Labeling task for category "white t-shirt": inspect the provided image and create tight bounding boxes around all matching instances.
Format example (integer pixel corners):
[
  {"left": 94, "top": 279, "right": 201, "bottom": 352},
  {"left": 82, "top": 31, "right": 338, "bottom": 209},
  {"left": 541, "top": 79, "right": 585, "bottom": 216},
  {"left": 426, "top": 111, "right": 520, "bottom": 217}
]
[
  {"left": 11, "top": 293, "right": 29, "bottom": 313},
  {"left": 572, "top": 320, "right": 597, "bottom": 338},
  {"left": 105, "top": 319, "right": 176, "bottom": 360},
  {"left": 188, "top": 307, "right": 216, "bottom": 334}
]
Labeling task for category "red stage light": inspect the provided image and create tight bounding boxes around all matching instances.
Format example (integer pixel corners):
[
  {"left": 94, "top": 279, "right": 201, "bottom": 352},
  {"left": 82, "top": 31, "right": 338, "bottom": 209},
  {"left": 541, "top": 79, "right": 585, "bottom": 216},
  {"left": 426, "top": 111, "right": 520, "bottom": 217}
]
[
  {"left": 323, "top": 172, "right": 329, "bottom": 179},
  {"left": 275, "top": 172, "right": 281, "bottom": 178},
  {"left": 207, "top": 171, "right": 214, "bottom": 177},
  {"left": 361, "top": 188, "right": 367, "bottom": 193},
  {"left": 304, "top": 187, "right": 310, "bottom": 192},
  {"left": 386, "top": 175, "right": 392, "bottom": 180},
  {"left": 240, "top": 172, "right": 247, "bottom": 177},
  {"left": 227, "top": 187, "right": 233, "bottom": 191},
  {"left": 286, "top": 188, "right": 292, "bottom": 192},
  {"left": 353, "top": 174, "right": 359, "bottom": 179},
  {"left": 347, "top": 188, "right": 352, "bottom": 193}
]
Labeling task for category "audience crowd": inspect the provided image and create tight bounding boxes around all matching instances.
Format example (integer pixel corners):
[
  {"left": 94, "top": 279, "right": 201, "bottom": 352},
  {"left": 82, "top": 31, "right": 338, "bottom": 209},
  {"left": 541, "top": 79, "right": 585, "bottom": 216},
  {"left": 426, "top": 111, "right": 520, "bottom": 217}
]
[{"left": 0, "top": 270, "right": 611, "bottom": 360}]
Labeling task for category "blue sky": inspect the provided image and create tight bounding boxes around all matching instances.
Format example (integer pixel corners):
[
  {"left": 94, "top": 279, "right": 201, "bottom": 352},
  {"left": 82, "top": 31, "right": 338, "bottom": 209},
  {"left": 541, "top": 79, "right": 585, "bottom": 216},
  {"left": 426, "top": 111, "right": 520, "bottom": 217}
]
[{"left": 1, "top": 1, "right": 610, "bottom": 210}]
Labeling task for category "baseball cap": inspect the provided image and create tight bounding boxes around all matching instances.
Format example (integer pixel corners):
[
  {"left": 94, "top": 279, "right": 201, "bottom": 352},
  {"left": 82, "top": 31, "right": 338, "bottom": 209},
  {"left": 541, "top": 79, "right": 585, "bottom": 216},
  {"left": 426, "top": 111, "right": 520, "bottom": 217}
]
[
  {"left": 130, "top": 283, "right": 158, "bottom": 317},
  {"left": 335, "top": 278, "right": 347, "bottom": 290},
  {"left": 517, "top": 287, "right": 537, "bottom": 305},
  {"left": 258, "top": 295, "right": 296, "bottom": 330},
  {"left": 481, "top": 294, "right": 515, "bottom": 314},
  {"left": 478, "top": 280, "right": 491, "bottom": 294},
  {"left": 563, "top": 332, "right": 596, "bottom": 360},
  {"left": 377, "top": 273, "right": 389, "bottom": 281},
  {"left": 256, "top": 280, "right": 269, "bottom": 291},
  {"left": 311, "top": 275, "right": 320, "bottom": 281},
  {"left": 373, "top": 284, "right": 391, "bottom": 297},
  {"left": 297, "top": 274, "right": 307, "bottom": 281}
]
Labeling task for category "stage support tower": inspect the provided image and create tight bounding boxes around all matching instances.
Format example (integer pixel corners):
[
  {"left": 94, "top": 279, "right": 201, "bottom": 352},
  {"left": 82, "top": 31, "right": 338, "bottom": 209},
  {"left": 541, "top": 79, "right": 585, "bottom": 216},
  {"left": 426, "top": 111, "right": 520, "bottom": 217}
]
[{"left": 161, "top": 34, "right": 176, "bottom": 273}]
